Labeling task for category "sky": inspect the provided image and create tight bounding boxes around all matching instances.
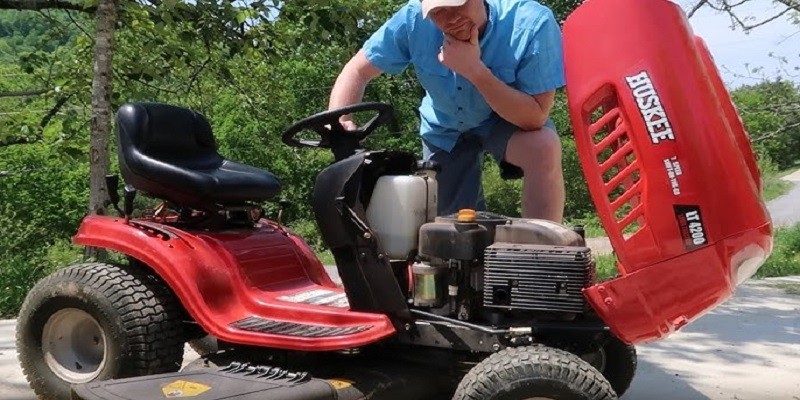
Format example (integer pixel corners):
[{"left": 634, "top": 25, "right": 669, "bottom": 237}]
[{"left": 676, "top": 0, "right": 800, "bottom": 89}]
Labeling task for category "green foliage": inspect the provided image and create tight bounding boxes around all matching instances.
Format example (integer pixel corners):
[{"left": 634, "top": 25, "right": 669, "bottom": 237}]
[
  {"left": 0, "top": 11, "right": 76, "bottom": 62},
  {"left": 546, "top": 0, "right": 584, "bottom": 23},
  {"left": 759, "top": 155, "right": 795, "bottom": 201},
  {"left": 755, "top": 224, "right": 800, "bottom": 278},
  {"left": 732, "top": 79, "right": 800, "bottom": 170},
  {"left": 482, "top": 159, "right": 523, "bottom": 217},
  {"left": 594, "top": 253, "right": 618, "bottom": 282},
  {"left": 0, "top": 138, "right": 89, "bottom": 317}
]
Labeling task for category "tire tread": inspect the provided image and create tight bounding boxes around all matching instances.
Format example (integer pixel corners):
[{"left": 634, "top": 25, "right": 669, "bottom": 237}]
[{"left": 452, "top": 346, "right": 617, "bottom": 400}]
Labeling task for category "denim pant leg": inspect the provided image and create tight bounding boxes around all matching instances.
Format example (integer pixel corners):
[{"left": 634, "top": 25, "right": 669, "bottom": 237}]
[{"left": 422, "top": 135, "right": 484, "bottom": 216}]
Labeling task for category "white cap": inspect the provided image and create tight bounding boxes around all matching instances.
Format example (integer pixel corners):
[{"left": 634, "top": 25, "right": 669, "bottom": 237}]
[{"left": 421, "top": 0, "right": 468, "bottom": 18}]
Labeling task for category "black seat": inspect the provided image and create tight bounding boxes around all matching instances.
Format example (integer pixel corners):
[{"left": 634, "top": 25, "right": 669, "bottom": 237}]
[{"left": 116, "top": 102, "right": 281, "bottom": 210}]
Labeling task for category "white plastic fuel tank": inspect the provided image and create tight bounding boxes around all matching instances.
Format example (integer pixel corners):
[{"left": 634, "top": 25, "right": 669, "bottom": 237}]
[{"left": 366, "top": 168, "right": 437, "bottom": 260}]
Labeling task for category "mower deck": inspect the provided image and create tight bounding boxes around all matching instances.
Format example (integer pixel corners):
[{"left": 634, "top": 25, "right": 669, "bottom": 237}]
[{"left": 71, "top": 358, "right": 447, "bottom": 400}]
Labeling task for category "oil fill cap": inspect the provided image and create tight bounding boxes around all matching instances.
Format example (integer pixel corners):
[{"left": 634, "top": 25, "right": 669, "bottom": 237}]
[{"left": 457, "top": 209, "right": 477, "bottom": 222}]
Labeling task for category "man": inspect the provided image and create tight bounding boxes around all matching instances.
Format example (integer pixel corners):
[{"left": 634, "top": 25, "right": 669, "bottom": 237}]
[{"left": 328, "top": 0, "right": 566, "bottom": 222}]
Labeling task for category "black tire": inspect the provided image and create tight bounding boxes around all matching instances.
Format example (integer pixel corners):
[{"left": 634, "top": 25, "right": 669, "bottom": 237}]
[
  {"left": 16, "top": 262, "right": 184, "bottom": 400},
  {"left": 598, "top": 337, "right": 637, "bottom": 397},
  {"left": 453, "top": 345, "right": 617, "bottom": 400}
]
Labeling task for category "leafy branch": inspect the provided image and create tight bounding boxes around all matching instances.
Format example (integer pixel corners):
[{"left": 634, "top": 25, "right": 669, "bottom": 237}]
[
  {"left": 0, "top": 0, "right": 94, "bottom": 12},
  {"left": 687, "top": 0, "right": 799, "bottom": 32}
]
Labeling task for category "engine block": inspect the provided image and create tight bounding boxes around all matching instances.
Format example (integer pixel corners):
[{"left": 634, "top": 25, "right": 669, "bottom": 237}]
[{"left": 483, "top": 243, "right": 594, "bottom": 314}]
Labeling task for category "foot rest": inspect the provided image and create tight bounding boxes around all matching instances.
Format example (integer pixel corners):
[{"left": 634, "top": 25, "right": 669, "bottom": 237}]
[{"left": 231, "top": 317, "right": 372, "bottom": 337}]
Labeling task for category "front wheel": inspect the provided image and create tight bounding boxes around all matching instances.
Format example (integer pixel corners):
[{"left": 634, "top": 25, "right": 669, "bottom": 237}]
[
  {"left": 453, "top": 345, "right": 617, "bottom": 400},
  {"left": 581, "top": 337, "right": 637, "bottom": 397},
  {"left": 16, "top": 262, "right": 184, "bottom": 400}
]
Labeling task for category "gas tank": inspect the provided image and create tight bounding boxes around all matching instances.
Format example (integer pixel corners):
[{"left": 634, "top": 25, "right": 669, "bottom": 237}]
[{"left": 564, "top": 0, "right": 772, "bottom": 343}]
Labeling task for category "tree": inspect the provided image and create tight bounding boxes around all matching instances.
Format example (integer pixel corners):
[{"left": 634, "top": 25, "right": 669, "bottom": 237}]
[
  {"left": 686, "top": 0, "right": 799, "bottom": 32},
  {"left": 0, "top": 0, "right": 115, "bottom": 219},
  {"left": 732, "top": 79, "right": 800, "bottom": 169},
  {"left": 682, "top": 0, "right": 800, "bottom": 169},
  {"left": 88, "top": 0, "right": 115, "bottom": 217}
]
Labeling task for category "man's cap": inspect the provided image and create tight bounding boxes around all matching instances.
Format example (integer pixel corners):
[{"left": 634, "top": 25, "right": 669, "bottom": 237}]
[{"left": 421, "top": 0, "right": 469, "bottom": 18}]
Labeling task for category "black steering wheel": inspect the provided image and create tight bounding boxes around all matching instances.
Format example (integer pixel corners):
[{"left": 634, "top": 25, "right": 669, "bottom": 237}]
[{"left": 281, "top": 102, "right": 394, "bottom": 148}]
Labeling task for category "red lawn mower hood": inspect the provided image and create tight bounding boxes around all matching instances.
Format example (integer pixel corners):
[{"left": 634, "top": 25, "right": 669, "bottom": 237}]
[{"left": 564, "top": 0, "right": 773, "bottom": 344}]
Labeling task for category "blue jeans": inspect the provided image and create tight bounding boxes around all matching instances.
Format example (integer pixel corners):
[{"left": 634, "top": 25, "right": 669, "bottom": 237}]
[{"left": 422, "top": 119, "right": 556, "bottom": 216}]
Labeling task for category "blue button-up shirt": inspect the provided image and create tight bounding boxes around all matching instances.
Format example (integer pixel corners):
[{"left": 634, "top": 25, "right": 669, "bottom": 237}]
[{"left": 363, "top": 0, "right": 565, "bottom": 152}]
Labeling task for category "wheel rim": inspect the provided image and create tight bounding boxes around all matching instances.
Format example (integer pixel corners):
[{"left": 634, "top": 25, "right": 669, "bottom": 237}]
[
  {"left": 580, "top": 347, "right": 607, "bottom": 372},
  {"left": 42, "top": 308, "right": 108, "bottom": 383}
]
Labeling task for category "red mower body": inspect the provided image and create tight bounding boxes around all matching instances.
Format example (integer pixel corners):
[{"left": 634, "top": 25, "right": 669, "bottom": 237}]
[
  {"left": 74, "top": 216, "right": 395, "bottom": 351},
  {"left": 563, "top": 0, "right": 772, "bottom": 344}
]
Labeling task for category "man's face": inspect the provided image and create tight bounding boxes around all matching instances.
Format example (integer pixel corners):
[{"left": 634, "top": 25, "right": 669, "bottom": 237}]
[{"left": 428, "top": 0, "right": 476, "bottom": 41}]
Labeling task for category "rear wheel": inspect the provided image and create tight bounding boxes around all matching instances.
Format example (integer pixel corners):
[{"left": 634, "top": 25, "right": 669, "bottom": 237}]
[
  {"left": 453, "top": 345, "right": 617, "bottom": 400},
  {"left": 16, "top": 262, "right": 184, "bottom": 400}
]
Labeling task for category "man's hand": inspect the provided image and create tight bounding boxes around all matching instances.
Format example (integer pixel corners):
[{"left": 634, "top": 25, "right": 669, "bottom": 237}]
[
  {"left": 438, "top": 25, "right": 485, "bottom": 80},
  {"left": 338, "top": 119, "right": 358, "bottom": 131}
]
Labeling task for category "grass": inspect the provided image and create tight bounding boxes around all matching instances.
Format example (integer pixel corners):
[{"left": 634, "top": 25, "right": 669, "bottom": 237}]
[
  {"left": 594, "top": 253, "right": 619, "bottom": 282},
  {"left": 762, "top": 172, "right": 794, "bottom": 201},
  {"left": 754, "top": 224, "right": 800, "bottom": 278},
  {"left": 567, "top": 213, "right": 606, "bottom": 238},
  {"left": 317, "top": 249, "right": 335, "bottom": 266}
]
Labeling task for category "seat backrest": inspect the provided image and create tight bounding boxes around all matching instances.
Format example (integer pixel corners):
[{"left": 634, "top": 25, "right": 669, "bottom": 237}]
[
  {"left": 117, "top": 102, "right": 222, "bottom": 171},
  {"left": 116, "top": 102, "right": 226, "bottom": 209}
]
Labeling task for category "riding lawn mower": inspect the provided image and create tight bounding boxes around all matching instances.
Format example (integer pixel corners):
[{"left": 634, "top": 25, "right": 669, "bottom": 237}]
[{"left": 15, "top": 0, "right": 772, "bottom": 399}]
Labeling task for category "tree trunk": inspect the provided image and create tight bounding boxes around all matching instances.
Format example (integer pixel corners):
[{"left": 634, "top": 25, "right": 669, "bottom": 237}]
[
  {"left": 86, "top": 0, "right": 117, "bottom": 259},
  {"left": 88, "top": 0, "right": 117, "bottom": 217}
]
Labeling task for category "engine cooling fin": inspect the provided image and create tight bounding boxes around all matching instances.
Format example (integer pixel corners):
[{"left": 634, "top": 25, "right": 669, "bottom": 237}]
[{"left": 483, "top": 244, "right": 594, "bottom": 314}]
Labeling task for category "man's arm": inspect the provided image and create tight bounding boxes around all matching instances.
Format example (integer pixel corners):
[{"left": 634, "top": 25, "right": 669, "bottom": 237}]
[
  {"left": 469, "top": 68, "right": 555, "bottom": 131},
  {"left": 439, "top": 25, "right": 559, "bottom": 131},
  {"left": 329, "top": 50, "right": 384, "bottom": 128}
]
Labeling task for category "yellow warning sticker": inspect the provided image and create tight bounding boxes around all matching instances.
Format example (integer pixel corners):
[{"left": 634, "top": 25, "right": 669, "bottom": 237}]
[
  {"left": 161, "top": 380, "right": 211, "bottom": 398},
  {"left": 328, "top": 378, "right": 354, "bottom": 390}
]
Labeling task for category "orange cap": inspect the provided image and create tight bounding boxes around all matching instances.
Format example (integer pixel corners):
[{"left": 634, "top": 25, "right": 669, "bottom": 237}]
[{"left": 457, "top": 209, "right": 477, "bottom": 222}]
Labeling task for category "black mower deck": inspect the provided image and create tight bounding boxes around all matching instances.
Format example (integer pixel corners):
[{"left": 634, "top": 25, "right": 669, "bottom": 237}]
[{"left": 72, "top": 359, "right": 447, "bottom": 400}]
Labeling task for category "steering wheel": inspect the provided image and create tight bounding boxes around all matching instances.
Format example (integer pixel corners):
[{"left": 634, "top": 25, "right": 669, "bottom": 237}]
[{"left": 281, "top": 102, "right": 394, "bottom": 148}]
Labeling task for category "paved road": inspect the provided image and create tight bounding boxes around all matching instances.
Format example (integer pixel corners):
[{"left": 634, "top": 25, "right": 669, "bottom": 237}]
[
  {"left": 765, "top": 169, "right": 800, "bottom": 228},
  {"left": 2, "top": 276, "right": 799, "bottom": 399}
]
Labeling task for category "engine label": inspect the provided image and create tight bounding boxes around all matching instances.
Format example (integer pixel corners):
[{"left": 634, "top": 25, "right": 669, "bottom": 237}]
[
  {"left": 674, "top": 205, "right": 708, "bottom": 249},
  {"left": 625, "top": 71, "right": 676, "bottom": 144}
]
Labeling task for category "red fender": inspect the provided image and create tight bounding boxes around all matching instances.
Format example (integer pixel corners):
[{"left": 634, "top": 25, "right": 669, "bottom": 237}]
[
  {"left": 73, "top": 215, "right": 395, "bottom": 351},
  {"left": 564, "top": 0, "right": 772, "bottom": 343}
]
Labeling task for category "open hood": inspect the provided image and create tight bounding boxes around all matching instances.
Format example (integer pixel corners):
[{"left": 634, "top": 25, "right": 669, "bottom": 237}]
[{"left": 563, "top": 0, "right": 773, "bottom": 344}]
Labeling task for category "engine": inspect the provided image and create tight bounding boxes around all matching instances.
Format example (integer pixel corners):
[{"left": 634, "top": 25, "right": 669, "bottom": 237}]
[{"left": 413, "top": 211, "right": 594, "bottom": 323}]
